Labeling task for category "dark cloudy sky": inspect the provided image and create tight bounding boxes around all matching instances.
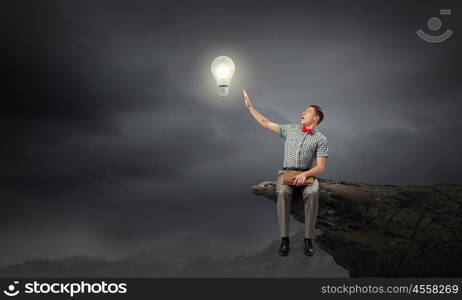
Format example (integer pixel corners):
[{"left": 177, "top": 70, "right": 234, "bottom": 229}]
[{"left": 1, "top": 0, "right": 461, "bottom": 267}]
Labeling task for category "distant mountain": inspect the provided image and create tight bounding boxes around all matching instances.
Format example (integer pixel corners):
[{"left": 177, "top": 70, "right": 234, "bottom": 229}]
[{"left": 0, "top": 230, "right": 348, "bottom": 277}]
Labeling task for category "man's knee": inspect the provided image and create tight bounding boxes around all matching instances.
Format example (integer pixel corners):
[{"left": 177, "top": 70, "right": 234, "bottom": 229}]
[
  {"left": 302, "top": 179, "right": 319, "bottom": 198},
  {"left": 303, "top": 189, "right": 318, "bottom": 200},
  {"left": 277, "top": 190, "right": 292, "bottom": 209},
  {"left": 302, "top": 186, "right": 319, "bottom": 199},
  {"left": 277, "top": 187, "right": 293, "bottom": 196}
]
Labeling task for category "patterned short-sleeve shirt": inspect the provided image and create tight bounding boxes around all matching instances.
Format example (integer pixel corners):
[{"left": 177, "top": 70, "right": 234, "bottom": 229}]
[{"left": 279, "top": 123, "right": 329, "bottom": 169}]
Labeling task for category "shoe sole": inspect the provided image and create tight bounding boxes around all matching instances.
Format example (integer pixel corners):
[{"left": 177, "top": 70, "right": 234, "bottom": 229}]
[
  {"left": 303, "top": 246, "right": 314, "bottom": 256},
  {"left": 279, "top": 247, "right": 290, "bottom": 256}
]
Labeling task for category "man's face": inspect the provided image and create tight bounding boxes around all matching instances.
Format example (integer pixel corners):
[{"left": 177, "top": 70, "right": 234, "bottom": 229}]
[{"left": 300, "top": 107, "right": 318, "bottom": 127}]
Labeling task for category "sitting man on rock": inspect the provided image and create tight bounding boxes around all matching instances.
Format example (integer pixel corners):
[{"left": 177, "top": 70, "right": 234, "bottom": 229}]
[{"left": 242, "top": 89, "right": 329, "bottom": 257}]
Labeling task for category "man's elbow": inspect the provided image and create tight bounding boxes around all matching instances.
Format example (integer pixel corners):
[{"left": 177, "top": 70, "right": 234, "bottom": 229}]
[{"left": 316, "top": 165, "right": 326, "bottom": 175}]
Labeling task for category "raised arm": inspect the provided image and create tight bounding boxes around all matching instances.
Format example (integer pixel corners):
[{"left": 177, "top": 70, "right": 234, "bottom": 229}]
[{"left": 243, "top": 89, "right": 280, "bottom": 135}]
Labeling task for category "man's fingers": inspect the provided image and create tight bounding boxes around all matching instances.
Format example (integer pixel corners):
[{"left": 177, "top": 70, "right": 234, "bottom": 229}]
[
  {"left": 294, "top": 176, "right": 303, "bottom": 186},
  {"left": 242, "top": 90, "right": 249, "bottom": 103}
]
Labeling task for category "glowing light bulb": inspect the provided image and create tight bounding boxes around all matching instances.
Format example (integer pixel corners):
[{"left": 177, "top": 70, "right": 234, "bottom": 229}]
[{"left": 211, "top": 56, "right": 235, "bottom": 97}]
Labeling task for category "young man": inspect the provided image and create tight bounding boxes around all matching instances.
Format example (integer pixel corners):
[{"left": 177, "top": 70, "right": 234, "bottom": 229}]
[{"left": 242, "top": 89, "right": 329, "bottom": 257}]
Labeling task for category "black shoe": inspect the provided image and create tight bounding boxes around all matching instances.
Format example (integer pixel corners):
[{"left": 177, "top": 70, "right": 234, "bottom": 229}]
[
  {"left": 278, "top": 237, "right": 290, "bottom": 256},
  {"left": 303, "top": 238, "right": 315, "bottom": 256}
]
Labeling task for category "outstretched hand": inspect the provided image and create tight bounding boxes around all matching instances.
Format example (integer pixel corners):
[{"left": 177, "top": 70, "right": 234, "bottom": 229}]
[{"left": 243, "top": 89, "right": 253, "bottom": 108}]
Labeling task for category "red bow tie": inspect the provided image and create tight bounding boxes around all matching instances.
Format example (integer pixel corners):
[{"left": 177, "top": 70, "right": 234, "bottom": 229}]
[{"left": 301, "top": 127, "right": 313, "bottom": 135}]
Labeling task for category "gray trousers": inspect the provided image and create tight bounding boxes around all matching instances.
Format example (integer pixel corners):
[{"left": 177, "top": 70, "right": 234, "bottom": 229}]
[{"left": 276, "top": 170, "right": 319, "bottom": 239}]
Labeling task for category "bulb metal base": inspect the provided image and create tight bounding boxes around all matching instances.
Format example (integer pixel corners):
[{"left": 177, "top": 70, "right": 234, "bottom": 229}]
[{"left": 217, "top": 85, "right": 229, "bottom": 97}]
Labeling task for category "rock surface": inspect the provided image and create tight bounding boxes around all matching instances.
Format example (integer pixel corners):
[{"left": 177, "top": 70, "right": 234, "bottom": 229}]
[{"left": 252, "top": 178, "right": 462, "bottom": 277}]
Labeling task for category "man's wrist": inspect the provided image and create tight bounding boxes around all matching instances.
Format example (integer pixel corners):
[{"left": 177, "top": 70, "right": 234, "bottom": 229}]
[{"left": 302, "top": 171, "right": 313, "bottom": 177}]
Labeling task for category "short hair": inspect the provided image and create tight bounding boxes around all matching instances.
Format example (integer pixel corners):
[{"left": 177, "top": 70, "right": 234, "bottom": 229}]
[{"left": 308, "top": 105, "right": 325, "bottom": 125}]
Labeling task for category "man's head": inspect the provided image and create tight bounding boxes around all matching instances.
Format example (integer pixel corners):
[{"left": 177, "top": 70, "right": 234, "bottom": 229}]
[{"left": 300, "top": 105, "right": 324, "bottom": 127}]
